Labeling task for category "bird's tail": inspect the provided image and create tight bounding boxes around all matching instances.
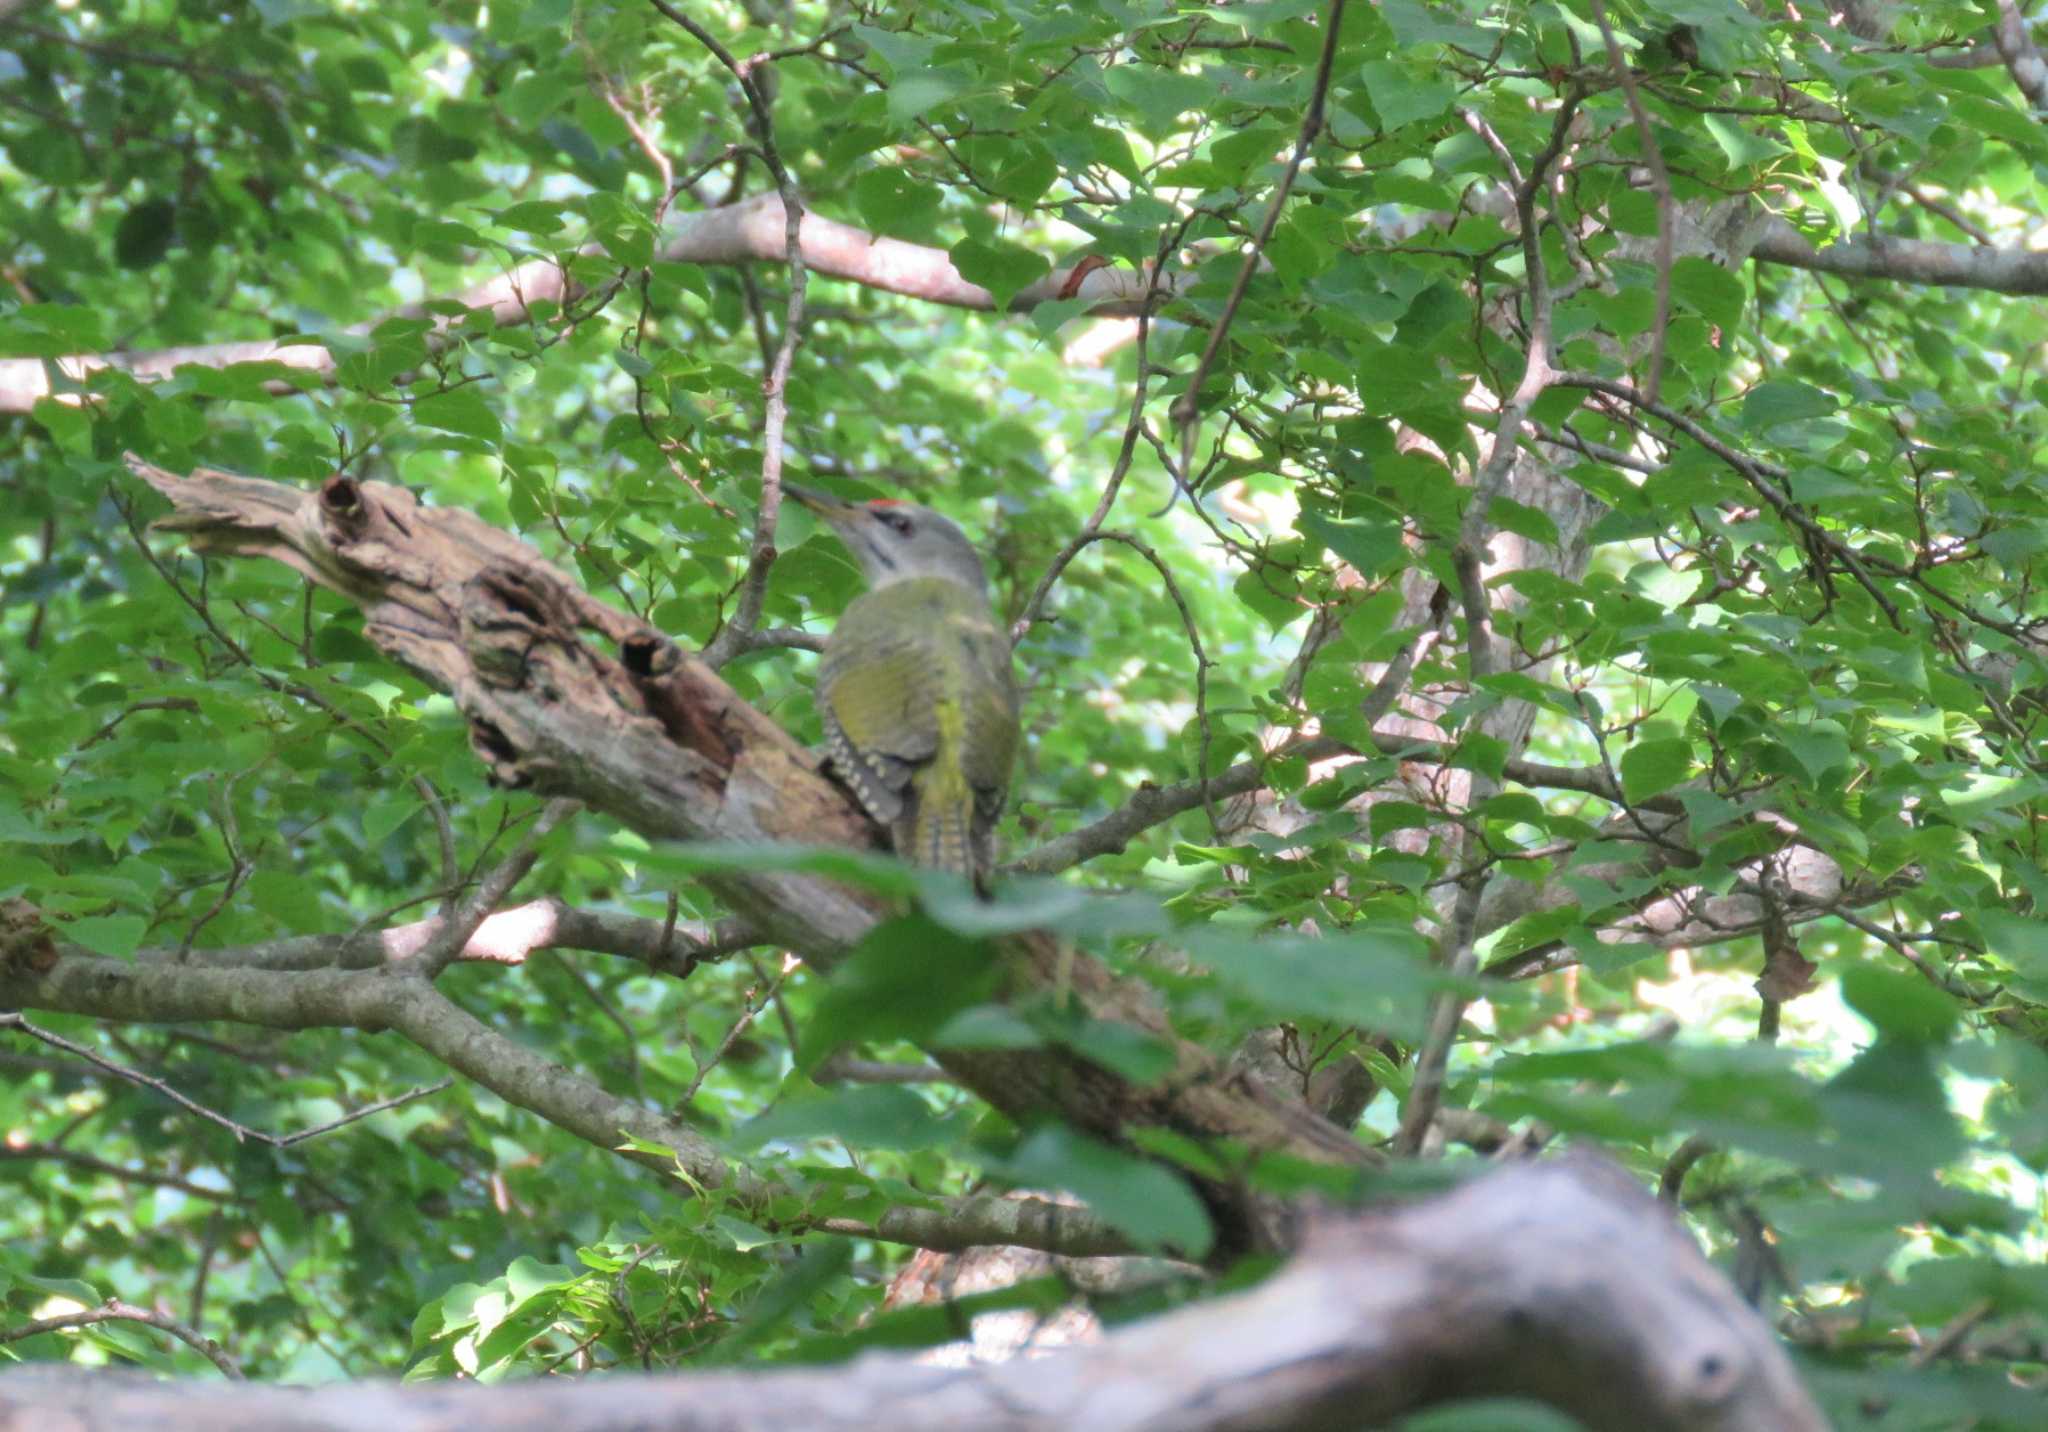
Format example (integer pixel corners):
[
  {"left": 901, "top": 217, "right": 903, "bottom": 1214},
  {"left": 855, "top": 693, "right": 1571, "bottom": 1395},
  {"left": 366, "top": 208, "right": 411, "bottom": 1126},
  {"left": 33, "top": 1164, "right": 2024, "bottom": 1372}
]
[
  {"left": 904, "top": 701, "right": 984, "bottom": 884},
  {"left": 904, "top": 794, "right": 976, "bottom": 880}
]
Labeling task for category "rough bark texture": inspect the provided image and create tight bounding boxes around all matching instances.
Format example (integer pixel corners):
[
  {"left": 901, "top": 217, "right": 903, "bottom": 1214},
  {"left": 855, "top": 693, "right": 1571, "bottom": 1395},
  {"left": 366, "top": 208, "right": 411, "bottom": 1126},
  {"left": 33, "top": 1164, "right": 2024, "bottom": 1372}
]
[{"left": 0, "top": 1157, "right": 1825, "bottom": 1432}]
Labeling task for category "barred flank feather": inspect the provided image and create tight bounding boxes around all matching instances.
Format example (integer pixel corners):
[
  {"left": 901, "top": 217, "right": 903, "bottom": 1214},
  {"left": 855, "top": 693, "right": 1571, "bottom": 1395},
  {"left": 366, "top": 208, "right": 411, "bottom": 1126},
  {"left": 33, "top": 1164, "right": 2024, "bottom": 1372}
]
[{"left": 825, "top": 724, "right": 894, "bottom": 827}]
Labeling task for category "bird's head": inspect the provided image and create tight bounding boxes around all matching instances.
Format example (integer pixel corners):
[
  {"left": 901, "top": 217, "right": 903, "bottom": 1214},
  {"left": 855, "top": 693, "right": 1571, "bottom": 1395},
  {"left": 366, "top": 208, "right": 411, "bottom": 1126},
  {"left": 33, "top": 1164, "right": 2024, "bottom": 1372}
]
[{"left": 786, "top": 486, "right": 990, "bottom": 597}]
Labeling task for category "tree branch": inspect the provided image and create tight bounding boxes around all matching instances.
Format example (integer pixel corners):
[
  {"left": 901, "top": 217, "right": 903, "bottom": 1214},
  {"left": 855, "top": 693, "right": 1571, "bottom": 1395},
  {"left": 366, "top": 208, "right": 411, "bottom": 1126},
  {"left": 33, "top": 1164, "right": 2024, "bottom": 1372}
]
[
  {"left": 1008, "top": 729, "right": 1645, "bottom": 878},
  {"left": 0, "top": 196, "right": 1173, "bottom": 414},
  {"left": 0, "top": 1157, "right": 1825, "bottom": 1431},
  {"left": 1750, "top": 214, "right": 2048, "bottom": 294},
  {"left": 0, "top": 936, "right": 1142, "bottom": 1258},
  {"left": 137, "top": 899, "right": 762, "bottom": 977},
  {"left": 649, "top": 0, "right": 813, "bottom": 670},
  {"left": 0, "top": 1299, "right": 243, "bottom": 1379},
  {"left": 1991, "top": 0, "right": 2048, "bottom": 113}
]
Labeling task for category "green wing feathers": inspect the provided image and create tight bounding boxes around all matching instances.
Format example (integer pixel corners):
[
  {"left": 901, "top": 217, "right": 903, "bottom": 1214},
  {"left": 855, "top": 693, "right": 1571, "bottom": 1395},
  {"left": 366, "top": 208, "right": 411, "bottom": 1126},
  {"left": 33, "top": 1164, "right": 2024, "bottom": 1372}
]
[{"left": 818, "top": 578, "right": 1017, "bottom": 879}]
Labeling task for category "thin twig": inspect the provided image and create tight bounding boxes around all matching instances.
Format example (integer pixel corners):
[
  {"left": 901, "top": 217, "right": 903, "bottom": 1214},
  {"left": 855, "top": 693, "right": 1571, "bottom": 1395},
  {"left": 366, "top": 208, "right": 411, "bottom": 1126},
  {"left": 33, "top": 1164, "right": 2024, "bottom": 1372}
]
[
  {"left": 1400, "top": 88, "right": 1588, "bottom": 1156},
  {"left": 1017, "top": 530, "right": 1220, "bottom": 834},
  {"left": 1552, "top": 372, "right": 1908, "bottom": 631},
  {"left": 1168, "top": 0, "right": 1346, "bottom": 471},
  {"left": 0, "top": 1298, "right": 244, "bottom": 1378},
  {"left": 1013, "top": 214, "right": 1203, "bottom": 639},
  {"left": 650, "top": 0, "right": 812, "bottom": 669},
  {"left": 0, "top": 1013, "right": 449, "bottom": 1150},
  {"left": 0, "top": 1143, "right": 249, "bottom": 1203},
  {"left": 269, "top": 1078, "right": 454, "bottom": 1148},
  {"left": 1393, "top": 866, "right": 1489, "bottom": 1157},
  {"left": 676, "top": 966, "right": 789, "bottom": 1109}
]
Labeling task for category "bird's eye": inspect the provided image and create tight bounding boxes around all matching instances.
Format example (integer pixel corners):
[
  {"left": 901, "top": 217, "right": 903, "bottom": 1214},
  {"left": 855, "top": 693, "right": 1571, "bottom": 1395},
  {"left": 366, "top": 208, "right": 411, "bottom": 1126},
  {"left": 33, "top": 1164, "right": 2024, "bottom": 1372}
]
[{"left": 881, "top": 510, "right": 914, "bottom": 536}]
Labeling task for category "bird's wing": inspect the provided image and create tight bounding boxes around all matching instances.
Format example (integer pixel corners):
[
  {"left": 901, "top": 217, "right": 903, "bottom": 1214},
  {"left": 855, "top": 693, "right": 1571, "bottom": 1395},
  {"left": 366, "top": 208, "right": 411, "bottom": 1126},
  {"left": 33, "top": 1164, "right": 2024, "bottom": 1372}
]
[{"left": 818, "top": 611, "right": 939, "bottom": 825}]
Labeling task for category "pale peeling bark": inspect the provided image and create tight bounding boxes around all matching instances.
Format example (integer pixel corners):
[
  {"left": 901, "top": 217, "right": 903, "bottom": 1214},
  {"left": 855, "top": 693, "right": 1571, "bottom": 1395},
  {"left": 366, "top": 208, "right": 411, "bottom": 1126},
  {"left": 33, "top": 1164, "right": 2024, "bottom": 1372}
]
[{"left": 0, "top": 1158, "right": 1824, "bottom": 1432}]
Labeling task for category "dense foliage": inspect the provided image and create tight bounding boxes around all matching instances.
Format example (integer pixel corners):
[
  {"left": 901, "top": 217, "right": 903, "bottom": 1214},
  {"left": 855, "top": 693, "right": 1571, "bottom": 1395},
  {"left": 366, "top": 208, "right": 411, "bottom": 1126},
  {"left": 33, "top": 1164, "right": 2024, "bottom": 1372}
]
[{"left": 3, "top": 0, "right": 2048, "bottom": 1424}]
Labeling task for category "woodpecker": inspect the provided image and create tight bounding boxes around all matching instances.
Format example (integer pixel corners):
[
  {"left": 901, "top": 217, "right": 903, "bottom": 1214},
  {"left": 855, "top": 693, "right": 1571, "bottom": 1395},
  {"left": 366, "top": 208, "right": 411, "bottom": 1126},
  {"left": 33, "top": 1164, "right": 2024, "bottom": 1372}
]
[{"left": 787, "top": 486, "right": 1019, "bottom": 884}]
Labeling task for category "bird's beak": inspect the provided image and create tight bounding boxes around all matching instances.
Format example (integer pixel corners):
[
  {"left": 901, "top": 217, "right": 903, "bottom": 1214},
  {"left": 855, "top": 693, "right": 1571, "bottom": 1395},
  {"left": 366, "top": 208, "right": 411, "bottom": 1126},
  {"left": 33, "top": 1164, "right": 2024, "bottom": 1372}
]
[{"left": 783, "top": 483, "right": 853, "bottom": 517}]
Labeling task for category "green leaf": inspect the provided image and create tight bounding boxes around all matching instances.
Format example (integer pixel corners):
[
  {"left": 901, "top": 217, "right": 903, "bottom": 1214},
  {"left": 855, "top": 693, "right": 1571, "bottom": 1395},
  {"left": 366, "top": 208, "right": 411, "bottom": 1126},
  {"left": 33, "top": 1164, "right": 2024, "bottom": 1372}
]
[
  {"left": 1190, "top": 928, "right": 1441, "bottom": 1041},
  {"left": 1669, "top": 257, "right": 1746, "bottom": 331},
  {"left": 412, "top": 390, "right": 502, "bottom": 443},
  {"left": 1702, "top": 112, "right": 1786, "bottom": 168},
  {"left": 1979, "top": 912, "right": 2048, "bottom": 978},
  {"left": 492, "top": 200, "right": 569, "bottom": 235},
  {"left": 1778, "top": 722, "right": 1850, "bottom": 782},
  {"left": 113, "top": 198, "right": 178, "bottom": 270},
  {"left": 1359, "top": 60, "right": 1454, "bottom": 130},
  {"left": 1103, "top": 65, "right": 1216, "bottom": 134},
  {"left": 721, "top": 1237, "right": 854, "bottom": 1356},
  {"left": 1298, "top": 508, "right": 1404, "bottom": 577},
  {"left": 1840, "top": 965, "right": 1959, "bottom": 1046},
  {"left": 1619, "top": 738, "right": 1692, "bottom": 803},
  {"left": 731, "top": 1086, "right": 969, "bottom": 1152},
  {"left": 949, "top": 237, "right": 1052, "bottom": 311},
  {"left": 994, "top": 1127, "right": 1212, "bottom": 1256},
  {"left": 799, "top": 915, "right": 999, "bottom": 1069},
  {"left": 66, "top": 914, "right": 146, "bottom": 959},
  {"left": 1486, "top": 496, "right": 1560, "bottom": 547},
  {"left": 853, "top": 169, "right": 943, "bottom": 240},
  {"left": 1740, "top": 380, "right": 1837, "bottom": 432}
]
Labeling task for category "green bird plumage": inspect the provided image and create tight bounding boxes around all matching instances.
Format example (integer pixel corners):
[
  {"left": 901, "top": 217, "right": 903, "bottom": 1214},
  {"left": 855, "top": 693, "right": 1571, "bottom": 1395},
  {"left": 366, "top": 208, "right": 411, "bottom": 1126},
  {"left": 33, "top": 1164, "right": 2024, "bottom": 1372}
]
[{"left": 789, "top": 486, "right": 1019, "bottom": 884}]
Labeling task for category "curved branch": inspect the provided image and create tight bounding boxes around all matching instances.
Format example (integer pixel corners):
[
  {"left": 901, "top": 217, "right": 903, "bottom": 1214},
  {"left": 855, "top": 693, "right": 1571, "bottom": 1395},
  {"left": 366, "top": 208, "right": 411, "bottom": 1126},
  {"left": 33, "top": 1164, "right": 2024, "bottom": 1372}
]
[
  {"left": 0, "top": 1299, "right": 243, "bottom": 1379},
  {"left": 1009, "top": 729, "right": 1640, "bottom": 877},
  {"left": 0, "top": 1157, "right": 1824, "bottom": 1431},
  {"left": 0, "top": 938, "right": 1137, "bottom": 1259}
]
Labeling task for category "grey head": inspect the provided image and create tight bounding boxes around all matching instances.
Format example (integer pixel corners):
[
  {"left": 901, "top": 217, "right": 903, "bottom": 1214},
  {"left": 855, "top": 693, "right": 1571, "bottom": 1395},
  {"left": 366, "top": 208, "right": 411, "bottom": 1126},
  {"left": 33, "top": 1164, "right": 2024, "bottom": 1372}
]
[{"left": 785, "top": 485, "right": 989, "bottom": 597}]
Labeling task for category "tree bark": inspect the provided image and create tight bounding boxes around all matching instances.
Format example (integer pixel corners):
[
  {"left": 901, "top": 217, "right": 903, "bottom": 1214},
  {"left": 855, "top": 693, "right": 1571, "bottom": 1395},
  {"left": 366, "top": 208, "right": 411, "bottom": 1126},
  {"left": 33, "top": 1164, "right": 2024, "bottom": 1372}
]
[{"left": 0, "top": 1157, "right": 1825, "bottom": 1432}]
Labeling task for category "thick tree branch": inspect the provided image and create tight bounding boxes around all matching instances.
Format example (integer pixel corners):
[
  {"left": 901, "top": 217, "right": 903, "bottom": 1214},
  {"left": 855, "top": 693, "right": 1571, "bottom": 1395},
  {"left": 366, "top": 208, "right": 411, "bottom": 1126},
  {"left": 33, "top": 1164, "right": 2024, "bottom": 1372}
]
[
  {"left": 0, "top": 948, "right": 754, "bottom": 1195},
  {"left": 0, "top": 1157, "right": 1824, "bottom": 1431},
  {"left": 829, "top": 1193, "right": 1129, "bottom": 1257},
  {"left": 0, "top": 934, "right": 1136, "bottom": 1259},
  {"left": 0, "top": 196, "right": 1171, "bottom": 414},
  {"left": 19, "top": 196, "right": 2042, "bottom": 428},
  {"left": 1992, "top": 0, "right": 2048, "bottom": 113},
  {"left": 1750, "top": 214, "right": 2048, "bottom": 293}
]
